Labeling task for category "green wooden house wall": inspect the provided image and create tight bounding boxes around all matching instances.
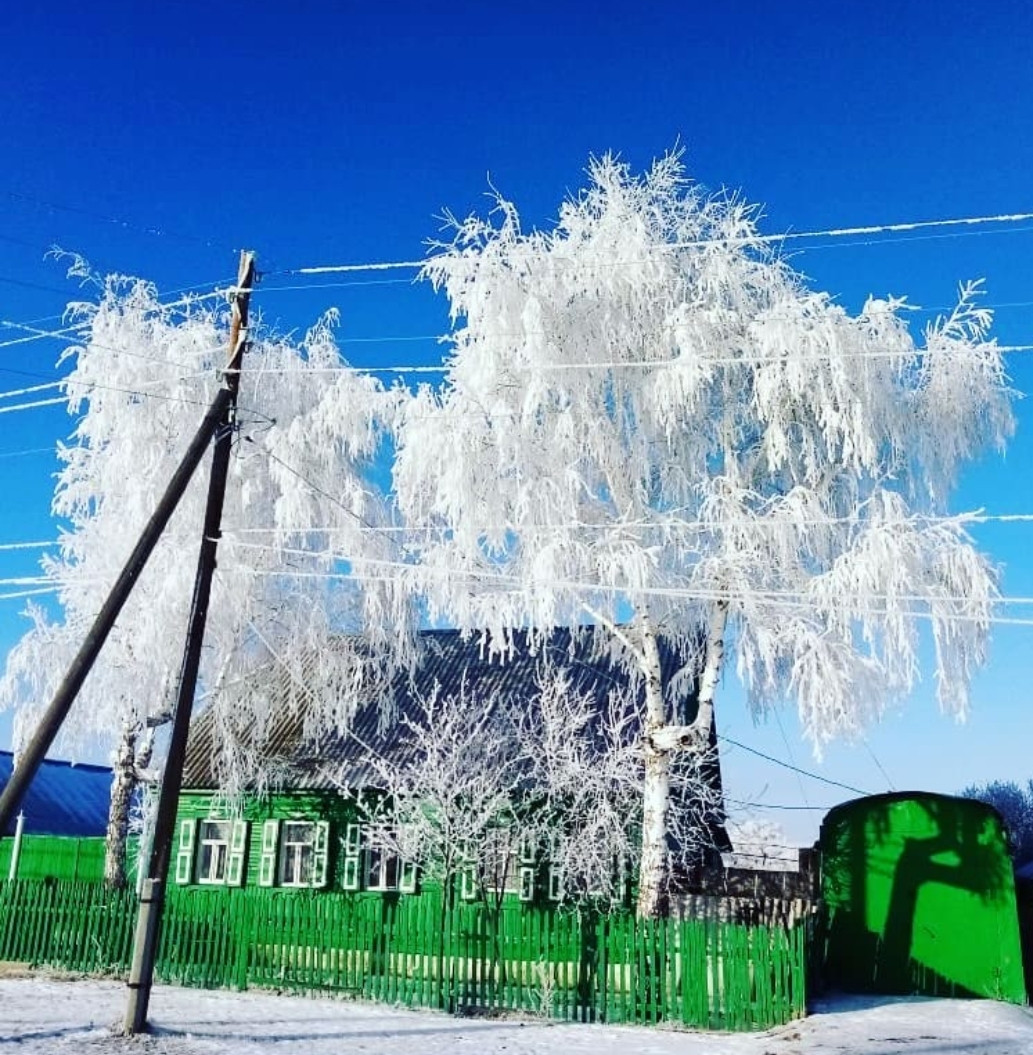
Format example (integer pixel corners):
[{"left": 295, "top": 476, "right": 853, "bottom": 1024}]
[
  {"left": 175, "top": 789, "right": 356, "bottom": 890},
  {"left": 819, "top": 792, "right": 1026, "bottom": 1003},
  {"left": 174, "top": 788, "right": 574, "bottom": 905}
]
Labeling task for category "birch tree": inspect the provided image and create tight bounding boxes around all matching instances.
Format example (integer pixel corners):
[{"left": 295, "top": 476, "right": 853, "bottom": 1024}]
[
  {"left": 0, "top": 276, "right": 413, "bottom": 886},
  {"left": 393, "top": 151, "right": 1014, "bottom": 916}
]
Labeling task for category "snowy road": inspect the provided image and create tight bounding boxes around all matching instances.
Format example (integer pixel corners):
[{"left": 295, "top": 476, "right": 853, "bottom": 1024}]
[{"left": 1, "top": 975, "right": 1032, "bottom": 1054}]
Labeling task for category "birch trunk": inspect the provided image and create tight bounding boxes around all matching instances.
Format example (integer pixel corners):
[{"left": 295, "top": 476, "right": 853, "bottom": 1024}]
[
  {"left": 635, "top": 615, "right": 671, "bottom": 918},
  {"left": 635, "top": 604, "right": 728, "bottom": 918},
  {"left": 104, "top": 722, "right": 137, "bottom": 890}
]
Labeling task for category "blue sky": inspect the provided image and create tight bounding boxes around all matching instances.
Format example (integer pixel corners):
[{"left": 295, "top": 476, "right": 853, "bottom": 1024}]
[{"left": 2, "top": 0, "right": 1032, "bottom": 842}]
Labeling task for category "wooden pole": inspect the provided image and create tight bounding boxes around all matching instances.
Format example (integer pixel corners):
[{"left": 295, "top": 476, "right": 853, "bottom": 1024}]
[{"left": 124, "top": 250, "right": 256, "bottom": 1035}]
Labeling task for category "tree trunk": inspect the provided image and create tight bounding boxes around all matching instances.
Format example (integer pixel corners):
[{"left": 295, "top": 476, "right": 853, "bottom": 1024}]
[
  {"left": 635, "top": 615, "right": 671, "bottom": 918},
  {"left": 104, "top": 722, "right": 137, "bottom": 890},
  {"left": 634, "top": 604, "right": 728, "bottom": 918}
]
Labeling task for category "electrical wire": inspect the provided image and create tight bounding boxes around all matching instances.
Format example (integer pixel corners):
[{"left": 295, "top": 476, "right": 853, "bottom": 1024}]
[
  {"left": 0, "top": 396, "right": 67, "bottom": 415},
  {"left": 215, "top": 539, "right": 1033, "bottom": 618},
  {"left": 0, "top": 381, "right": 63, "bottom": 400},
  {"left": 281, "top": 209, "right": 1033, "bottom": 276},
  {"left": 213, "top": 341, "right": 1033, "bottom": 377},
  {"left": 0, "top": 446, "right": 54, "bottom": 460},
  {"left": 725, "top": 799, "right": 835, "bottom": 812},
  {"left": 0, "top": 586, "right": 60, "bottom": 602},
  {"left": 718, "top": 735, "right": 869, "bottom": 795},
  {"left": 2, "top": 188, "right": 227, "bottom": 249},
  {"left": 861, "top": 737, "right": 897, "bottom": 791},
  {"left": 220, "top": 509, "right": 1033, "bottom": 536}
]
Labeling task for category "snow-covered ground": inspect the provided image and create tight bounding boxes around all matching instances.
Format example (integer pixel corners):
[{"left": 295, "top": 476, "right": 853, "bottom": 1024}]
[{"left": 1, "top": 974, "right": 1032, "bottom": 1054}]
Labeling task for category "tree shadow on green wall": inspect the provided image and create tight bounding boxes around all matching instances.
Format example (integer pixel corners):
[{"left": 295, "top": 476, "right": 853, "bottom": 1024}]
[{"left": 822, "top": 795, "right": 1019, "bottom": 1001}]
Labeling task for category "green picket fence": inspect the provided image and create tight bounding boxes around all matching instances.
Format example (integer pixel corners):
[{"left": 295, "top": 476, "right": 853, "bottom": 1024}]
[{"left": 0, "top": 878, "right": 808, "bottom": 1030}]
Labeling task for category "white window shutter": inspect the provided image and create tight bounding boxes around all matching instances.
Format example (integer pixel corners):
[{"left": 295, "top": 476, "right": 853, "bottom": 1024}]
[
  {"left": 519, "top": 865, "right": 536, "bottom": 902},
  {"left": 548, "top": 837, "right": 564, "bottom": 901},
  {"left": 341, "top": 856, "right": 361, "bottom": 891},
  {"left": 174, "top": 819, "right": 196, "bottom": 885},
  {"left": 311, "top": 821, "right": 330, "bottom": 888},
  {"left": 399, "top": 859, "right": 417, "bottom": 894},
  {"left": 341, "top": 823, "right": 362, "bottom": 890},
  {"left": 548, "top": 864, "right": 564, "bottom": 901},
  {"left": 226, "top": 820, "right": 248, "bottom": 887},
  {"left": 258, "top": 819, "right": 279, "bottom": 887}
]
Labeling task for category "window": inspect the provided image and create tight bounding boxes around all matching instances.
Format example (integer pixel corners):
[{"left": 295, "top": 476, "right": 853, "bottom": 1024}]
[
  {"left": 342, "top": 823, "right": 417, "bottom": 893},
  {"left": 463, "top": 828, "right": 536, "bottom": 901},
  {"left": 174, "top": 818, "right": 247, "bottom": 886},
  {"left": 257, "top": 819, "right": 329, "bottom": 888},
  {"left": 197, "top": 821, "right": 232, "bottom": 884},
  {"left": 366, "top": 844, "right": 401, "bottom": 890}
]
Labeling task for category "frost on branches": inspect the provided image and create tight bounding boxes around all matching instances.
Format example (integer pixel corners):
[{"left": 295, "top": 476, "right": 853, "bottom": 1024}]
[
  {"left": 395, "top": 151, "right": 1014, "bottom": 916},
  {"left": 0, "top": 277, "right": 414, "bottom": 886},
  {"left": 353, "top": 665, "right": 720, "bottom": 913}
]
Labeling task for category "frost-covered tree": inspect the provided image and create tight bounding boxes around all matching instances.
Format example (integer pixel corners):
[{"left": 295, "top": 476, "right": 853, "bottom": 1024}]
[
  {"left": 724, "top": 818, "right": 798, "bottom": 871},
  {"left": 961, "top": 779, "right": 1033, "bottom": 862},
  {"left": 0, "top": 276, "right": 414, "bottom": 886},
  {"left": 394, "top": 151, "right": 1014, "bottom": 916},
  {"left": 356, "top": 665, "right": 719, "bottom": 910}
]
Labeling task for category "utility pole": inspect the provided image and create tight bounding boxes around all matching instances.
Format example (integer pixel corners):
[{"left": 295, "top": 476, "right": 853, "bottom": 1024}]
[
  {"left": 0, "top": 393, "right": 234, "bottom": 837},
  {"left": 124, "top": 250, "right": 256, "bottom": 1035}
]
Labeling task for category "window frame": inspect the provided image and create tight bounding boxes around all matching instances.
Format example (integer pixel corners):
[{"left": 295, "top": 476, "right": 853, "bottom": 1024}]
[
  {"left": 278, "top": 820, "right": 322, "bottom": 888},
  {"left": 196, "top": 819, "right": 233, "bottom": 885},
  {"left": 342, "top": 823, "right": 417, "bottom": 893},
  {"left": 175, "top": 817, "right": 248, "bottom": 887}
]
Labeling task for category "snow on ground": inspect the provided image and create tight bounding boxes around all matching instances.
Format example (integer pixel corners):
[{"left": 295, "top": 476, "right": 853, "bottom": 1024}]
[{"left": 1, "top": 974, "right": 1032, "bottom": 1054}]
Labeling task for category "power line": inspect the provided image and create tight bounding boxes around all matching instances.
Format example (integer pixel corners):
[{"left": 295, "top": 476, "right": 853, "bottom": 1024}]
[
  {"left": 215, "top": 341, "right": 1033, "bottom": 377},
  {"left": 0, "top": 396, "right": 66, "bottom": 416},
  {"left": 0, "top": 375, "right": 226, "bottom": 417},
  {"left": 0, "top": 446, "right": 54, "bottom": 460},
  {"left": 2, "top": 188, "right": 227, "bottom": 250},
  {"left": 257, "top": 277, "right": 415, "bottom": 293},
  {"left": 0, "top": 277, "right": 236, "bottom": 335},
  {"left": 0, "top": 323, "right": 84, "bottom": 351},
  {"left": 726, "top": 799, "right": 836, "bottom": 812},
  {"left": 718, "top": 736, "right": 869, "bottom": 795},
  {"left": 789, "top": 224, "right": 1033, "bottom": 253},
  {"left": 0, "top": 275, "right": 83, "bottom": 297},
  {"left": 221, "top": 508, "right": 1033, "bottom": 536},
  {"left": 0, "top": 381, "right": 63, "bottom": 401},
  {"left": 219, "top": 557, "right": 1033, "bottom": 630},
  {"left": 861, "top": 737, "right": 897, "bottom": 792},
  {"left": 0, "top": 586, "right": 59, "bottom": 602},
  {"left": 281, "top": 209, "right": 1033, "bottom": 276},
  {"left": 0, "top": 320, "right": 212, "bottom": 371},
  {"left": 216, "top": 539, "right": 1033, "bottom": 614}
]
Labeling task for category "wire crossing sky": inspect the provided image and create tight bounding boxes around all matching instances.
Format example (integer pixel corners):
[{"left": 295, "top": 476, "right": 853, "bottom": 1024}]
[{"left": 2, "top": 0, "right": 1032, "bottom": 842}]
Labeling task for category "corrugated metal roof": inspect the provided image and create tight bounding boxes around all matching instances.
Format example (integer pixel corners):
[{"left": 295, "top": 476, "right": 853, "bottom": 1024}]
[
  {"left": 184, "top": 627, "right": 723, "bottom": 804},
  {"left": 0, "top": 751, "right": 111, "bottom": 837}
]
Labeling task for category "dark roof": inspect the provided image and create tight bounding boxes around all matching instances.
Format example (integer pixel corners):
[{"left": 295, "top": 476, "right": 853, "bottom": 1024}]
[
  {"left": 185, "top": 626, "right": 720, "bottom": 783},
  {"left": 0, "top": 751, "right": 111, "bottom": 837}
]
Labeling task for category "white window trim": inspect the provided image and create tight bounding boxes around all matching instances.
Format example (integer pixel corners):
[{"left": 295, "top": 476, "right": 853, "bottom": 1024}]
[
  {"left": 277, "top": 819, "right": 329, "bottom": 889},
  {"left": 279, "top": 821, "right": 317, "bottom": 888},
  {"left": 196, "top": 820, "right": 232, "bottom": 885}
]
